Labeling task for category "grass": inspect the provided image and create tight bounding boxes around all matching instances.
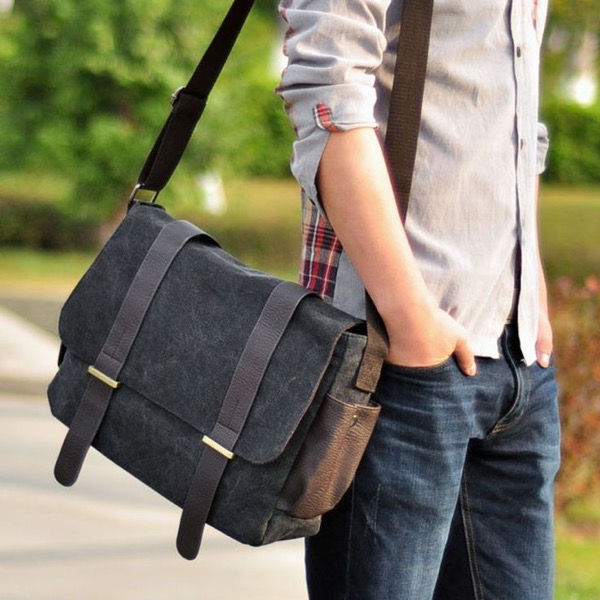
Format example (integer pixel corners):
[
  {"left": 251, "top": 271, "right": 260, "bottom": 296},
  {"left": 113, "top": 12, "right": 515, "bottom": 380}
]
[
  {"left": 539, "top": 186, "right": 600, "bottom": 283},
  {"left": 555, "top": 497, "right": 600, "bottom": 599},
  {"left": 170, "top": 177, "right": 302, "bottom": 276},
  {"left": 555, "top": 489, "right": 600, "bottom": 598},
  {"left": 555, "top": 528, "right": 600, "bottom": 599},
  {"left": 0, "top": 248, "right": 95, "bottom": 296},
  {"left": 0, "top": 170, "right": 71, "bottom": 202}
]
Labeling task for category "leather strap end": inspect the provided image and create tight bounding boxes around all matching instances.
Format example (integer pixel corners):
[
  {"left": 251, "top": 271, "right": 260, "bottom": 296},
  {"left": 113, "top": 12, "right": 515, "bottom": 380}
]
[
  {"left": 54, "top": 431, "right": 89, "bottom": 487},
  {"left": 176, "top": 518, "right": 206, "bottom": 561},
  {"left": 53, "top": 374, "right": 116, "bottom": 487},
  {"left": 176, "top": 447, "right": 227, "bottom": 560}
]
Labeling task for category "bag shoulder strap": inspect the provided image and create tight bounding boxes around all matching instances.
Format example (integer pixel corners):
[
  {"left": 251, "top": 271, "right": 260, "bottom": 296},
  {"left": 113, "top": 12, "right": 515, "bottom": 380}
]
[
  {"left": 386, "top": 0, "right": 435, "bottom": 223},
  {"left": 356, "top": 0, "right": 434, "bottom": 392},
  {"left": 130, "top": 0, "right": 254, "bottom": 201}
]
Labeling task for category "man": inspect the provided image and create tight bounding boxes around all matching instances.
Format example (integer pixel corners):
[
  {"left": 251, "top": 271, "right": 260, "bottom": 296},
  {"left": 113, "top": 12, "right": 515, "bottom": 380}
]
[{"left": 277, "top": 1, "right": 561, "bottom": 599}]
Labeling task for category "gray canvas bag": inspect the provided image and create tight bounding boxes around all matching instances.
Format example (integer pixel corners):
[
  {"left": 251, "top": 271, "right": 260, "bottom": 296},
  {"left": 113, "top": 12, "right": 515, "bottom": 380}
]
[{"left": 48, "top": 0, "right": 433, "bottom": 561}]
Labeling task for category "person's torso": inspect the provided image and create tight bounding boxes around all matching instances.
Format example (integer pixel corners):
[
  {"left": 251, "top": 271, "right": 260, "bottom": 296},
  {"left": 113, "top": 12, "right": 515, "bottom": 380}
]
[{"left": 332, "top": 0, "right": 546, "bottom": 362}]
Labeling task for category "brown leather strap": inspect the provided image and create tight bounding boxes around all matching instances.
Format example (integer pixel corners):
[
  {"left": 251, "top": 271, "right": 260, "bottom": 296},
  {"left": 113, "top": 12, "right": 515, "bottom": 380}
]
[
  {"left": 354, "top": 296, "right": 388, "bottom": 393},
  {"left": 176, "top": 280, "right": 311, "bottom": 560},
  {"left": 135, "top": 0, "right": 255, "bottom": 197},
  {"left": 54, "top": 218, "right": 206, "bottom": 487}
]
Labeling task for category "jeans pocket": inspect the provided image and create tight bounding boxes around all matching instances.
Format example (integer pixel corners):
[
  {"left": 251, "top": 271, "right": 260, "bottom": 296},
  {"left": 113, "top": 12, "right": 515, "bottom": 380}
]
[{"left": 382, "top": 356, "right": 456, "bottom": 377}]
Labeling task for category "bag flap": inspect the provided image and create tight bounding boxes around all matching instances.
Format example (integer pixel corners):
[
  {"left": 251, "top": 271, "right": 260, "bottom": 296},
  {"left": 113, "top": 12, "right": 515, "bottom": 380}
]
[{"left": 58, "top": 203, "right": 364, "bottom": 465}]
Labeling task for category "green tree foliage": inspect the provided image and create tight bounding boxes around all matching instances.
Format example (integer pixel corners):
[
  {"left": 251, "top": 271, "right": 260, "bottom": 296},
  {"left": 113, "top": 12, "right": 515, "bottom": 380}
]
[
  {"left": 547, "top": 0, "right": 599, "bottom": 35},
  {"left": 0, "top": 0, "right": 293, "bottom": 219},
  {"left": 543, "top": 0, "right": 599, "bottom": 98}
]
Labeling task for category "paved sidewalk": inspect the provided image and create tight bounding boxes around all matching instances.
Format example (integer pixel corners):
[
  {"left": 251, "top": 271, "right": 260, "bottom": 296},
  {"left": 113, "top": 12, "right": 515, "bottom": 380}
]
[
  {"left": 0, "top": 304, "right": 60, "bottom": 396},
  {"left": 0, "top": 303, "right": 307, "bottom": 599}
]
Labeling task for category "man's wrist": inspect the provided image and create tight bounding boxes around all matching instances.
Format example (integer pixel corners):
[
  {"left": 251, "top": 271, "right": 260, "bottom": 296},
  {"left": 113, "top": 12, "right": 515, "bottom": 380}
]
[{"left": 376, "top": 291, "right": 438, "bottom": 340}]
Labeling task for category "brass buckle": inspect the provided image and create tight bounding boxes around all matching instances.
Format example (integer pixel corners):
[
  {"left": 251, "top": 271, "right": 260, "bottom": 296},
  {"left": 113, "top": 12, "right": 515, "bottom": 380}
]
[
  {"left": 128, "top": 183, "right": 159, "bottom": 204},
  {"left": 87, "top": 366, "right": 121, "bottom": 389},
  {"left": 202, "top": 435, "right": 234, "bottom": 460}
]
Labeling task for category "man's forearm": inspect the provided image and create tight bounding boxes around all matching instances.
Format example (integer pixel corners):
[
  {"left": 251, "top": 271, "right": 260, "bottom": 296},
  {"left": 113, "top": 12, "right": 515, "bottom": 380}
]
[
  {"left": 317, "top": 128, "right": 433, "bottom": 334},
  {"left": 317, "top": 127, "right": 476, "bottom": 373}
]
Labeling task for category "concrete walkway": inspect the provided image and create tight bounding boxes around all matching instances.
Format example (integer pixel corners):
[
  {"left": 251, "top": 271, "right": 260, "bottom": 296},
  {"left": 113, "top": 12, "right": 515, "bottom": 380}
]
[
  {"left": 0, "top": 301, "right": 307, "bottom": 599},
  {"left": 0, "top": 304, "right": 60, "bottom": 396}
]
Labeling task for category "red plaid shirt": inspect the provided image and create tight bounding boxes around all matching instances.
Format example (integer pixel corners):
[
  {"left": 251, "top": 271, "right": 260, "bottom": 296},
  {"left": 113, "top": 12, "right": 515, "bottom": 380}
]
[{"left": 299, "top": 192, "right": 342, "bottom": 300}]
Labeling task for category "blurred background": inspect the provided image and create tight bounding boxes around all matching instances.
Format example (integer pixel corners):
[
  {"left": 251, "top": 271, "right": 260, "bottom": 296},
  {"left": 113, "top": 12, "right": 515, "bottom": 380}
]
[{"left": 0, "top": 1, "right": 598, "bottom": 598}]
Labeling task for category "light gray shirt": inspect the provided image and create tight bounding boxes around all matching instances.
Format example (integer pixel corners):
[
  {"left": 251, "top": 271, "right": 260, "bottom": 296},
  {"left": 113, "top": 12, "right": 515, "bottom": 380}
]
[{"left": 278, "top": 0, "right": 550, "bottom": 364}]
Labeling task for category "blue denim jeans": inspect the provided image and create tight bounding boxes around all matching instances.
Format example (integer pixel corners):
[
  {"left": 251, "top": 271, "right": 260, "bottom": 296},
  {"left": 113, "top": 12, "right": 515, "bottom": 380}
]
[{"left": 306, "top": 324, "right": 561, "bottom": 599}]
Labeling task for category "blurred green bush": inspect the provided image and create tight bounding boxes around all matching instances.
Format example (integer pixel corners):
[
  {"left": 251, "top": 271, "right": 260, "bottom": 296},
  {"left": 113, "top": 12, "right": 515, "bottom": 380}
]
[
  {"left": 0, "top": 196, "right": 96, "bottom": 249},
  {"left": 542, "top": 100, "right": 600, "bottom": 184}
]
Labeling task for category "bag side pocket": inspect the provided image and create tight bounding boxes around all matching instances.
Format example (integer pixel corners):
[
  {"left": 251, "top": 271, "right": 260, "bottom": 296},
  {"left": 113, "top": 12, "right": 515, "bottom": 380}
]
[{"left": 277, "top": 394, "right": 381, "bottom": 519}]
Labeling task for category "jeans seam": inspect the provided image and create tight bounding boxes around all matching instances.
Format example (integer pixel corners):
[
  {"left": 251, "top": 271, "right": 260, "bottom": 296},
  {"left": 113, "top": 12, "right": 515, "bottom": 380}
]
[
  {"left": 344, "top": 483, "right": 356, "bottom": 600},
  {"left": 460, "top": 474, "right": 484, "bottom": 600},
  {"left": 525, "top": 364, "right": 533, "bottom": 417},
  {"left": 490, "top": 331, "right": 522, "bottom": 435}
]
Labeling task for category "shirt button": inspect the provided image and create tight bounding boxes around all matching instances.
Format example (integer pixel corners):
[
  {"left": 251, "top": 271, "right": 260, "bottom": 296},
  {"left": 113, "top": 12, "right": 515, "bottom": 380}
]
[
  {"left": 516, "top": 46, "right": 522, "bottom": 57},
  {"left": 520, "top": 138, "right": 525, "bottom": 150}
]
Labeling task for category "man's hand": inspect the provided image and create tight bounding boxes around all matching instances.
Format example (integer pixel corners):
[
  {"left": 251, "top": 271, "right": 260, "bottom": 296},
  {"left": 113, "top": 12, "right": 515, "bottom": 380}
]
[
  {"left": 535, "top": 182, "right": 553, "bottom": 370},
  {"left": 385, "top": 306, "right": 477, "bottom": 376},
  {"left": 536, "top": 308, "right": 553, "bottom": 368}
]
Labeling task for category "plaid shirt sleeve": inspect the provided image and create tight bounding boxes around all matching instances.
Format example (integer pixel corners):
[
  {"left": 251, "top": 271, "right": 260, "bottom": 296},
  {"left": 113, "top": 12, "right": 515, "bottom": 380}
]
[{"left": 299, "top": 192, "right": 343, "bottom": 300}]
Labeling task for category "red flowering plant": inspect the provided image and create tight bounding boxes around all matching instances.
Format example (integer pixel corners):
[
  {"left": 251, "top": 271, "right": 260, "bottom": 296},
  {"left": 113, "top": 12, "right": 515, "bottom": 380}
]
[{"left": 551, "top": 276, "right": 600, "bottom": 513}]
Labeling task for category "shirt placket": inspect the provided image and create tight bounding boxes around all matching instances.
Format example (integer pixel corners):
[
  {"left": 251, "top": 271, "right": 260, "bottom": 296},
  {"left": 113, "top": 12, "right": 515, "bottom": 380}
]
[{"left": 510, "top": 0, "right": 539, "bottom": 363}]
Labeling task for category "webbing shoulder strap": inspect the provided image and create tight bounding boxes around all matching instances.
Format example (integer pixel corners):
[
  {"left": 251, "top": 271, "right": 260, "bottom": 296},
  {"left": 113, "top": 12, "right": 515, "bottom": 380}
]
[
  {"left": 386, "top": 0, "right": 435, "bottom": 223},
  {"left": 132, "top": 0, "right": 254, "bottom": 199},
  {"left": 356, "top": 0, "right": 435, "bottom": 391}
]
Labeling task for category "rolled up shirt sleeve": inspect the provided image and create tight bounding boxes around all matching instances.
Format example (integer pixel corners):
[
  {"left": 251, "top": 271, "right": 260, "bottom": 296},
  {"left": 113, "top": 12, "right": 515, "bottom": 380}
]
[
  {"left": 278, "top": 0, "right": 390, "bottom": 209},
  {"left": 536, "top": 121, "right": 550, "bottom": 175}
]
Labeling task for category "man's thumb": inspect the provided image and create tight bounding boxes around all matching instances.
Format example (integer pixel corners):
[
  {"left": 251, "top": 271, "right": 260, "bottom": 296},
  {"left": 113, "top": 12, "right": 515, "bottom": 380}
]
[{"left": 454, "top": 336, "right": 477, "bottom": 377}]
